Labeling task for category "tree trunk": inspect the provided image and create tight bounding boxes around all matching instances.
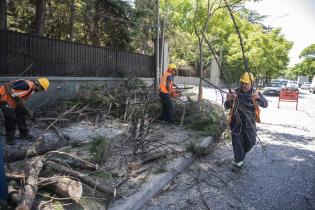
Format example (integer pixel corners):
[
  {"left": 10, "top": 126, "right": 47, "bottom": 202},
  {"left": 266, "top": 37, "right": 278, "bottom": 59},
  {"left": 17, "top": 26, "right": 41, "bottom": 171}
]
[
  {"left": 47, "top": 151, "right": 98, "bottom": 171},
  {"left": 7, "top": 174, "right": 82, "bottom": 202},
  {"left": 16, "top": 158, "right": 43, "bottom": 210},
  {"left": 198, "top": 40, "right": 204, "bottom": 100},
  {"left": 47, "top": 161, "right": 121, "bottom": 197},
  {"left": 0, "top": 0, "right": 7, "bottom": 30},
  {"left": 40, "top": 177, "right": 82, "bottom": 202},
  {"left": 4, "top": 138, "right": 70, "bottom": 163},
  {"left": 69, "top": 0, "right": 76, "bottom": 41},
  {"left": 35, "top": 0, "right": 46, "bottom": 36},
  {"left": 91, "top": 0, "right": 101, "bottom": 46}
]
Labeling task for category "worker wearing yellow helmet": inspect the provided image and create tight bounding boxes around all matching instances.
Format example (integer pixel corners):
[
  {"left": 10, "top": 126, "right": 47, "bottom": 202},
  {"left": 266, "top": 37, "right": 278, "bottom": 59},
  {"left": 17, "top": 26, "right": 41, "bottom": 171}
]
[
  {"left": 159, "top": 63, "right": 178, "bottom": 123},
  {"left": 224, "top": 72, "right": 268, "bottom": 172},
  {"left": 0, "top": 77, "right": 50, "bottom": 144}
]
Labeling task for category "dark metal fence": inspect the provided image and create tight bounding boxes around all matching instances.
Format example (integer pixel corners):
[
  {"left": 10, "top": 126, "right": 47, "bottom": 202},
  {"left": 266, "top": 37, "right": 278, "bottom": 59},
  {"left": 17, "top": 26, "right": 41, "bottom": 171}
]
[{"left": 0, "top": 30, "right": 155, "bottom": 78}]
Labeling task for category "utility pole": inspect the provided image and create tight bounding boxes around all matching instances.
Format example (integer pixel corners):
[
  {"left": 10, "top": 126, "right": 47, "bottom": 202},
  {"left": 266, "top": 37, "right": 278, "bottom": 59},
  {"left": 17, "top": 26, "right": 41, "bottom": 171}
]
[{"left": 155, "top": 0, "right": 160, "bottom": 90}]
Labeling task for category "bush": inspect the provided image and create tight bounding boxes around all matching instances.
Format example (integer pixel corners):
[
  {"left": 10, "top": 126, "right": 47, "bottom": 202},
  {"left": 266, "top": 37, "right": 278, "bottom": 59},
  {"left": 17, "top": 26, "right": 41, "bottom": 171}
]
[{"left": 180, "top": 99, "right": 227, "bottom": 137}]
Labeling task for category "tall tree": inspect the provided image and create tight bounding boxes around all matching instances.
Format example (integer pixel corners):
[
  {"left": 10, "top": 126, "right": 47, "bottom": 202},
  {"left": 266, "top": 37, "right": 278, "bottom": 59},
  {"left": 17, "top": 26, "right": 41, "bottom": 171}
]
[
  {"left": 0, "top": 0, "right": 7, "bottom": 30},
  {"left": 69, "top": 0, "right": 76, "bottom": 41},
  {"left": 34, "top": 0, "right": 46, "bottom": 35}
]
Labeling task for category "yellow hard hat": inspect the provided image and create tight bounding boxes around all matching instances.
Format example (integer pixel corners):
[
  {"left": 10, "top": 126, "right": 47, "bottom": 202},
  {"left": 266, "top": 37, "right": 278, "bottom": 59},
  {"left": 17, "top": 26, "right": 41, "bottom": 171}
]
[
  {"left": 168, "top": 63, "right": 177, "bottom": 70},
  {"left": 36, "top": 77, "right": 50, "bottom": 90},
  {"left": 240, "top": 72, "right": 254, "bottom": 84}
]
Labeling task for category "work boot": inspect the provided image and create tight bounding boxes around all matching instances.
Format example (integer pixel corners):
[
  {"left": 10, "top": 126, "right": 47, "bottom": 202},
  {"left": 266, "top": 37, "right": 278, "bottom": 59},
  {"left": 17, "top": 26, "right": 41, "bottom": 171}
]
[{"left": 231, "top": 161, "right": 244, "bottom": 173}]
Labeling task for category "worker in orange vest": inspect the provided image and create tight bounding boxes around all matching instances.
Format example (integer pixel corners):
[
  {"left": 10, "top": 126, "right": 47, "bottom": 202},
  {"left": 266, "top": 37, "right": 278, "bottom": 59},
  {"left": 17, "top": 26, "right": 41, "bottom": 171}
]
[
  {"left": 0, "top": 78, "right": 50, "bottom": 144},
  {"left": 225, "top": 72, "right": 268, "bottom": 172},
  {"left": 159, "top": 63, "right": 178, "bottom": 123}
]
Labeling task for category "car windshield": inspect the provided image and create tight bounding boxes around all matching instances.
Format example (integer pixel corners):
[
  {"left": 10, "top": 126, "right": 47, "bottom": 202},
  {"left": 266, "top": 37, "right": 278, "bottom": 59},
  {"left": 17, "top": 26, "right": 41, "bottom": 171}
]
[
  {"left": 288, "top": 81, "right": 298, "bottom": 84},
  {"left": 266, "top": 82, "right": 281, "bottom": 87},
  {"left": 303, "top": 82, "right": 310, "bottom": 85}
]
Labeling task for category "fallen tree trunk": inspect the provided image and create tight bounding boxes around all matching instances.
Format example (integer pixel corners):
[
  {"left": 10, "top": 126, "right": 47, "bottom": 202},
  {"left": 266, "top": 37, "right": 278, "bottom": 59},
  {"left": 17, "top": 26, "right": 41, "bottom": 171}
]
[
  {"left": 16, "top": 158, "right": 43, "bottom": 210},
  {"left": 47, "top": 151, "right": 98, "bottom": 171},
  {"left": 4, "top": 136, "right": 86, "bottom": 163},
  {"left": 39, "top": 177, "right": 82, "bottom": 202},
  {"left": 7, "top": 174, "right": 82, "bottom": 202},
  {"left": 142, "top": 150, "right": 168, "bottom": 164},
  {"left": 46, "top": 161, "right": 122, "bottom": 197}
]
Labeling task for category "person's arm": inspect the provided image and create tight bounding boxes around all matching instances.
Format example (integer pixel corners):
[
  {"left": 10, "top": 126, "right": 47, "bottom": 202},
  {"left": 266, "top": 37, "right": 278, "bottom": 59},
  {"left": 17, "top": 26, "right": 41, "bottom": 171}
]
[
  {"left": 253, "top": 91, "right": 268, "bottom": 108},
  {"left": 166, "top": 75, "right": 174, "bottom": 93},
  {"left": 224, "top": 91, "right": 237, "bottom": 109},
  {"left": 6, "top": 82, "right": 33, "bottom": 117}
]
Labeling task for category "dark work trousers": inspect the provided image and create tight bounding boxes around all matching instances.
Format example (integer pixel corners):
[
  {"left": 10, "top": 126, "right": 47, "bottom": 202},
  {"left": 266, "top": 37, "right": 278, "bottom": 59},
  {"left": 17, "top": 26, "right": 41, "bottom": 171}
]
[
  {"left": 1, "top": 105, "right": 29, "bottom": 140},
  {"left": 159, "top": 92, "right": 174, "bottom": 123},
  {"left": 0, "top": 138, "right": 8, "bottom": 202},
  {"left": 231, "top": 124, "right": 256, "bottom": 163}
]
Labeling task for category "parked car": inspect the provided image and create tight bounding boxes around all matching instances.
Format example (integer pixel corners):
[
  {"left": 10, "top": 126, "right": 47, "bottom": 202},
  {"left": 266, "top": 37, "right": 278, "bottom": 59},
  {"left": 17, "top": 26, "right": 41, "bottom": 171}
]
[
  {"left": 286, "top": 80, "right": 299, "bottom": 90},
  {"left": 301, "top": 82, "right": 311, "bottom": 90},
  {"left": 263, "top": 82, "right": 283, "bottom": 95}
]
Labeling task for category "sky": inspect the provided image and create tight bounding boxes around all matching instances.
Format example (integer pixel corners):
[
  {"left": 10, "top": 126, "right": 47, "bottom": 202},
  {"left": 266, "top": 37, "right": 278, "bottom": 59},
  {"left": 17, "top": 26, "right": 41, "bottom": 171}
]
[{"left": 244, "top": 0, "right": 315, "bottom": 67}]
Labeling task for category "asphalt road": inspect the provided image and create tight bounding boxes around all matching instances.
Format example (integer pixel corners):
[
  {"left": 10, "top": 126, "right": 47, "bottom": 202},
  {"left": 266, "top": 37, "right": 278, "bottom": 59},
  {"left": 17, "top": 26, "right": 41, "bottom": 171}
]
[{"left": 145, "top": 88, "right": 315, "bottom": 210}]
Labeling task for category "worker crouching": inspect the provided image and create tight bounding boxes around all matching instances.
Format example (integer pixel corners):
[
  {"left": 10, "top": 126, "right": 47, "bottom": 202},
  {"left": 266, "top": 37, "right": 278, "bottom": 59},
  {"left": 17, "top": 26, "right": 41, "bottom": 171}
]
[
  {"left": 0, "top": 78, "right": 50, "bottom": 144},
  {"left": 159, "top": 64, "right": 179, "bottom": 123},
  {"left": 224, "top": 72, "right": 268, "bottom": 172}
]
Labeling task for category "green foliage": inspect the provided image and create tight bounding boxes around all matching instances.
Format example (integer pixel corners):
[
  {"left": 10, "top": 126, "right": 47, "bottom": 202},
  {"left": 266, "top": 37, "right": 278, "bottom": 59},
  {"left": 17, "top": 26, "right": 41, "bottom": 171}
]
[
  {"left": 286, "top": 43, "right": 315, "bottom": 78},
  {"left": 183, "top": 99, "right": 226, "bottom": 137},
  {"left": 300, "top": 44, "right": 315, "bottom": 59},
  {"left": 5, "top": 0, "right": 294, "bottom": 81},
  {"left": 153, "top": 158, "right": 168, "bottom": 174},
  {"left": 123, "top": 77, "right": 146, "bottom": 90},
  {"left": 74, "top": 83, "right": 112, "bottom": 108},
  {"left": 6, "top": 0, "right": 142, "bottom": 50},
  {"left": 89, "top": 135, "right": 110, "bottom": 164},
  {"left": 185, "top": 142, "right": 210, "bottom": 158},
  {"left": 159, "top": 0, "right": 292, "bottom": 82}
]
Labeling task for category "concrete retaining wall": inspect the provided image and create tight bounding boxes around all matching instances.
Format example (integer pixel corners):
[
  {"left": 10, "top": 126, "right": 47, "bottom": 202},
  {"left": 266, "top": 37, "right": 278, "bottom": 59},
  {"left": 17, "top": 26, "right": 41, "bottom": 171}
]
[{"left": 0, "top": 77, "right": 154, "bottom": 109}]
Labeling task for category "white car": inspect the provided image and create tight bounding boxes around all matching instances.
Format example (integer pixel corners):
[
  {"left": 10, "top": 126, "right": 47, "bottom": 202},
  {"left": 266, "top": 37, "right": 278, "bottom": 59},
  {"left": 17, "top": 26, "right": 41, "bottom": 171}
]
[
  {"left": 301, "top": 82, "right": 310, "bottom": 90},
  {"left": 263, "top": 82, "right": 283, "bottom": 95},
  {"left": 286, "top": 81, "right": 299, "bottom": 90}
]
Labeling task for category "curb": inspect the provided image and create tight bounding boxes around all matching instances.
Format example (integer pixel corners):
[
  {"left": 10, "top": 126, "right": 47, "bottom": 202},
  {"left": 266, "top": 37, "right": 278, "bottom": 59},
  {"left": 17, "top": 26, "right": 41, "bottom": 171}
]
[{"left": 109, "top": 136, "right": 213, "bottom": 210}]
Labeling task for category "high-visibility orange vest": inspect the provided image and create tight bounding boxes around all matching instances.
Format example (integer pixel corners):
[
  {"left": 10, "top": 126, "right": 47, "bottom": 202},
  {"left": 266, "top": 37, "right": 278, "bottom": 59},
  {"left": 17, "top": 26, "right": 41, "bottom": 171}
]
[
  {"left": 0, "top": 80, "right": 35, "bottom": 109},
  {"left": 160, "top": 71, "right": 174, "bottom": 94}
]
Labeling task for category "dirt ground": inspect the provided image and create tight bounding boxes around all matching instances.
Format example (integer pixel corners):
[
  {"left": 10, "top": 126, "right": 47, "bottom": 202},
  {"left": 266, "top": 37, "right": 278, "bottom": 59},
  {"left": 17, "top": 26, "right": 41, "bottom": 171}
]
[{"left": 2, "top": 116, "right": 211, "bottom": 209}]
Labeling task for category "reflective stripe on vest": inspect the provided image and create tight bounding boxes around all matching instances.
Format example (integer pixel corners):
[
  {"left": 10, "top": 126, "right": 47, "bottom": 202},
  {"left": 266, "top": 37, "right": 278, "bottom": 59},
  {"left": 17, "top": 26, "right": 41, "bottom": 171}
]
[
  {"left": 0, "top": 80, "right": 35, "bottom": 109},
  {"left": 160, "top": 72, "right": 173, "bottom": 94}
]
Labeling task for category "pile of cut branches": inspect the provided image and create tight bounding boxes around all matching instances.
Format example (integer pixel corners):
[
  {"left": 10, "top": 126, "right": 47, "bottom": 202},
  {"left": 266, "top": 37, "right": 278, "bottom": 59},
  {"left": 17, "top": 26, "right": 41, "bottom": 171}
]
[{"left": 174, "top": 98, "right": 227, "bottom": 137}]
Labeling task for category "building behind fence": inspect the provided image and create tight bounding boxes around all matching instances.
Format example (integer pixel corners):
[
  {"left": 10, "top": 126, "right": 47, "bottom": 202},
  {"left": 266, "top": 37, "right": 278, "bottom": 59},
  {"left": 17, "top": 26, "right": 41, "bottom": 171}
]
[{"left": 0, "top": 30, "right": 155, "bottom": 78}]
